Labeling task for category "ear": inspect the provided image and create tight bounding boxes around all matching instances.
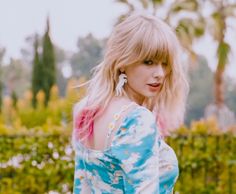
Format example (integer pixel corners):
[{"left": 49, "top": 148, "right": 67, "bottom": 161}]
[{"left": 120, "top": 67, "right": 125, "bottom": 73}]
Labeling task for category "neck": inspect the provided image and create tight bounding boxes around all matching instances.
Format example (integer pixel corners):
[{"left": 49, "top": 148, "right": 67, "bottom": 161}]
[{"left": 124, "top": 84, "right": 145, "bottom": 105}]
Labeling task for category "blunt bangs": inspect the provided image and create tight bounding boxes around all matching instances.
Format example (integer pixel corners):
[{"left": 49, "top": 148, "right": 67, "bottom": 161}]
[{"left": 127, "top": 18, "right": 175, "bottom": 67}]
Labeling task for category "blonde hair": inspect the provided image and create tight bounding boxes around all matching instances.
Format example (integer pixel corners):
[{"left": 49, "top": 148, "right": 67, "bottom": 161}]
[{"left": 74, "top": 12, "right": 189, "bottom": 141}]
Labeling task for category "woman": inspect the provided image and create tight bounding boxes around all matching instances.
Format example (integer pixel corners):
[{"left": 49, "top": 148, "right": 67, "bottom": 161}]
[{"left": 72, "top": 12, "right": 189, "bottom": 194}]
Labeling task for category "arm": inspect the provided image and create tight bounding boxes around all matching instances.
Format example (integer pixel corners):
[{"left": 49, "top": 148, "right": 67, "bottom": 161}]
[{"left": 111, "top": 107, "right": 160, "bottom": 194}]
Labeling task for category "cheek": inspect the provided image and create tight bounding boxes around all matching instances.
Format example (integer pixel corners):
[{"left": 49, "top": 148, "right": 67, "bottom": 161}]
[
  {"left": 127, "top": 68, "right": 147, "bottom": 84},
  {"left": 127, "top": 72, "right": 149, "bottom": 92},
  {"left": 125, "top": 65, "right": 151, "bottom": 87}
]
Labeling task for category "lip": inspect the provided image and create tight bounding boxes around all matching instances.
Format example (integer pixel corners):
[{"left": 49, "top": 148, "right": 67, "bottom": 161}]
[
  {"left": 148, "top": 83, "right": 161, "bottom": 86},
  {"left": 147, "top": 83, "right": 161, "bottom": 91}
]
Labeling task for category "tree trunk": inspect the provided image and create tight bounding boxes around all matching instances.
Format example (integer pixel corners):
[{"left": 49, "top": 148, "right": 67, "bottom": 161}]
[{"left": 214, "top": 66, "right": 224, "bottom": 108}]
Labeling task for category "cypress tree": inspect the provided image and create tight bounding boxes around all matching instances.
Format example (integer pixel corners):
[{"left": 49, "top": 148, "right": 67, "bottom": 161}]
[
  {"left": 11, "top": 90, "right": 18, "bottom": 109},
  {"left": 41, "top": 17, "right": 56, "bottom": 105},
  {"left": 32, "top": 35, "right": 43, "bottom": 107},
  {"left": 0, "top": 71, "right": 2, "bottom": 112},
  {"left": 0, "top": 48, "right": 5, "bottom": 112}
]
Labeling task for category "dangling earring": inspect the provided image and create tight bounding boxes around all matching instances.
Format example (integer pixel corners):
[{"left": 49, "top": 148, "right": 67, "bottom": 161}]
[{"left": 115, "top": 73, "right": 127, "bottom": 96}]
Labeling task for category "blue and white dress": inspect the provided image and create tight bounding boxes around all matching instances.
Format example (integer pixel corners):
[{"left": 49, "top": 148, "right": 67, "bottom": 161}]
[{"left": 73, "top": 105, "right": 178, "bottom": 194}]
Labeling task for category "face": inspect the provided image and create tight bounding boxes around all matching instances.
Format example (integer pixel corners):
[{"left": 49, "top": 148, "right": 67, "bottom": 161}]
[{"left": 123, "top": 59, "right": 168, "bottom": 105}]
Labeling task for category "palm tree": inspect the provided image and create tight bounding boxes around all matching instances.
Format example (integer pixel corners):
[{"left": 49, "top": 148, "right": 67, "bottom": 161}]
[
  {"left": 208, "top": 0, "right": 236, "bottom": 107},
  {"left": 204, "top": 0, "right": 236, "bottom": 129}
]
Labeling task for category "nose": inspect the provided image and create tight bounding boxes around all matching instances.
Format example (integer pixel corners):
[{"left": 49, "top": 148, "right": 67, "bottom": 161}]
[{"left": 152, "top": 64, "right": 164, "bottom": 79}]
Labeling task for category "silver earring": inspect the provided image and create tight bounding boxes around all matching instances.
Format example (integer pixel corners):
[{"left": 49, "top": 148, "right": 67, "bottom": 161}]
[{"left": 115, "top": 73, "right": 127, "bottom": 96}]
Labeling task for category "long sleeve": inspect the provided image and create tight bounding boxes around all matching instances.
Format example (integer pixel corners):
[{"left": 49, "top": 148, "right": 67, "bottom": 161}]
[
  {"left": 73, "top": 159, "right": 91, "bottom": 194},
  {"left": 111, "top": 107, "right": 160, "bottom": 194}
]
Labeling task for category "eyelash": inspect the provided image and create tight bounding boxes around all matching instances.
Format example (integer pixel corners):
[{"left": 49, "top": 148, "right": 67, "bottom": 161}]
[
  {"left": 143, "top": 60, "right": 168, "bottom": 67},
  {"left": 144, "top": 60, "right": 154, "bottom": 65}
]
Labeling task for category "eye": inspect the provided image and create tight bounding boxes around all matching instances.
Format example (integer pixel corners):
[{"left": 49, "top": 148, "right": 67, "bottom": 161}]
[{"left": 143, "top": 60, "right": 154, "bottom": 65}]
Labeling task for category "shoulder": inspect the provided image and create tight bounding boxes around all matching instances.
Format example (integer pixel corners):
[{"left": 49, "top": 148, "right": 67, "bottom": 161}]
[
  {"left": 111, "top": 105, "right": 159, "bottom": 156},
  {"left": 123, "top": 105, "right": 157, "bottom": 127},
  {"left": 73, "top": 97, "right": 88, "bottom": 116},
  {"left": 115, "top": 105, "right": 159, "bottom": 140}
]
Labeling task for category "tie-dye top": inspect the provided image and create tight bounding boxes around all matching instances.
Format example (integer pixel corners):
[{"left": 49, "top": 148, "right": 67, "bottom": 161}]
[{"left": 72, "top": 104, "right": 178, "bottom": 194}]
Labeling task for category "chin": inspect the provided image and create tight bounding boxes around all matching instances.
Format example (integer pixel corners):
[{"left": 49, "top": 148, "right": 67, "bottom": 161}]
[
  {"left": 143, "top": 92, "right": 157, "bottom": 98},
  {"left": 148, "top": 94, "right": 157, "bottom": 98}
]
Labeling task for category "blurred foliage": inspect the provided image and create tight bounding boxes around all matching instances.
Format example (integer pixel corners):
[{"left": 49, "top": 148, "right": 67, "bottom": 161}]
[
  {"left": 0, "top": 79, "right": 85, "bottom": 130},
  {"left": 0, "top": 47, "right": 5, "bottom": 111},
  {"left": 0, "top": 130, "right": 73, "bottom": 194},
  {"left": 19, "top": 32, "right": 68, "bottom": 98},
  {"left": 225, "top": 80, "right": 236, "bottom": 114},
  {"left": 168, "top": 122, "right": 236, "bottom": 194},
  {"left": 186, "top": 55, "right": 214, "bottom": 124},
  {"left": 70, "top": 33, "right": 106, "bottom": 78},
  {"left": 2, "top": 59, "right": 31, "bottom": 98},
  {"left": 0, "top": 78, "right": 84, "bottom": 194},
  {"left": 0, "top": 116, "right": 235, "bottom": 193},
  {"left": 186, "top": 55, "right": 236, "bottom": 125}
]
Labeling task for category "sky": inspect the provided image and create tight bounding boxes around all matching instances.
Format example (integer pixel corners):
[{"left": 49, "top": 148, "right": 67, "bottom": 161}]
[
  {"left": 0, "top": 0, "right": 126, "bottom": 57},
  {"left": 0, "top": 0, "right": 235, "bottom": 80}
]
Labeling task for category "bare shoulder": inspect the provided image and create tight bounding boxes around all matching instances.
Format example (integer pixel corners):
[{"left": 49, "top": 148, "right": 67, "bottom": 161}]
[
  {"left": 108, "top": 97, "right": 136, "bottom": 113},
  {"left": 73, "top": 97, "right": 88, "bottom": 115}
]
